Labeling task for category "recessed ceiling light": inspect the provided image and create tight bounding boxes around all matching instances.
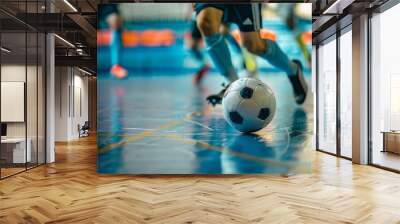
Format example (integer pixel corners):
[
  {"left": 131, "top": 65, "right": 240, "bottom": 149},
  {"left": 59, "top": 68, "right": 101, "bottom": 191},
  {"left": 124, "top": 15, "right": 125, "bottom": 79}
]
[
  {"left": 54, "top": 34, "right": 75, "bottom": 48},
  {"left": 1, "top": 47, "right": 11, "bottom": 53},
  {"left": 63, "top": 0, "right": 78, "bottom": 12},
  {"left": 78, "top": 67, "right": 93, "bottom": 76},
  {"left": 322, "top": 0, "right": 353, "bottom": 15}
]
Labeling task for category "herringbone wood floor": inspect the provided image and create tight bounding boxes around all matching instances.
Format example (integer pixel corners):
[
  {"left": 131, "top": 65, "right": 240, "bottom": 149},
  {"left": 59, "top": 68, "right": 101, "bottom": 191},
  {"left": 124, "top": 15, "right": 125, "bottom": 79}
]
[{"left": 1, "top": 135, "right": 400, "bottom": 224}]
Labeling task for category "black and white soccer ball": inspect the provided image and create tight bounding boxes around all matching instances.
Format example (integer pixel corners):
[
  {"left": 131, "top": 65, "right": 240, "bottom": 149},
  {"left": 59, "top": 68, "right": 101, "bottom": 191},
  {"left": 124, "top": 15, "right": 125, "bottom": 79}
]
[{"left": 222, "top": 77, "right": 276, "bottom": 133}]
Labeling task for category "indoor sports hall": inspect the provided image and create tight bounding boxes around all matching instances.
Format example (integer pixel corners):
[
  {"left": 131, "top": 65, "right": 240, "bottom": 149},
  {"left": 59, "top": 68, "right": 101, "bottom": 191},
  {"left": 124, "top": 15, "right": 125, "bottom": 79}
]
[
  {"left": 2, "top": 1, "right": 400, "bottom": 223},
  {"left": 97, "top": 3, "right": 313, "bottom": 174}
]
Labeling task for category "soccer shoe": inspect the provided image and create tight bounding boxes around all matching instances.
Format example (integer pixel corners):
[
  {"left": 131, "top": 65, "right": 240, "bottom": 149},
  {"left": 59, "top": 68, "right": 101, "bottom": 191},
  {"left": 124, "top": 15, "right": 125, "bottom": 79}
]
[
  {"left": 193, "top": 64, "right": 210, "bottom": 85},
  {"left": 110, "top": 64, "right": 128, "bottom": 79},
  {"left": 206, "top": 83, "right": 231, "bottom": 106},
  {"left": 288, "top": 60, "right": 308, "bottom": 105}
]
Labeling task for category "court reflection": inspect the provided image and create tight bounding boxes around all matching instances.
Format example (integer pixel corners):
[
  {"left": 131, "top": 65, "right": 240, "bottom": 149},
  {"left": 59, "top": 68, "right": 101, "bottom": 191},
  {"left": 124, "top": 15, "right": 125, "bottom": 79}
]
[
  {"left": 97, "top": 80, "right": 127, "bottom": 173},
  {"left": 220, "top": 107, "right": 309, "bottom": 174},
  {"left": 97, "top": 75, "right": 312, "bottom": 174},
  {"left": 189, "top": 87, "right": 224, "bottom": 173},
  {"left": 280, "top": 108, "right": 308, "bottom": 161}
]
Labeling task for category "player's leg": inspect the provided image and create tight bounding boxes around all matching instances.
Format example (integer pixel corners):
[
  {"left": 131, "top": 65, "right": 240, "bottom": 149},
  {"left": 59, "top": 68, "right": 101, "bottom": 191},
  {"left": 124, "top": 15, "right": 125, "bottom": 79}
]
[
  {"left": 106, "top": 9, "right": 127, "bottom": 79},
  {"left": 189, "top": 21, "right": 204, "bottom": 61},
  {"left": 190, "top": 20, "right": 210, "bottom": 84},
  {"left": 235, "top": 4, "right": 307, "bottom": 104},
  {"left": 108, "top": 14, "right": 121, "bottom": 67},
  {"left": 241, "top": 32, "right": 296, "bottom": 76},
  {"left": 276, "top": 4, "right": 311, "bottom": 66},
  {"left": 220, "top": 23, "right": 241, "bottom": 53},
  {"left": 196, "top": 5, "right": 238, "bottom": 82},
  {"left": 220, "top": 23, "right": 258, "bottom": 77},
  {"left": 241, "top": 32, "right": 307, "bottom": 104}
]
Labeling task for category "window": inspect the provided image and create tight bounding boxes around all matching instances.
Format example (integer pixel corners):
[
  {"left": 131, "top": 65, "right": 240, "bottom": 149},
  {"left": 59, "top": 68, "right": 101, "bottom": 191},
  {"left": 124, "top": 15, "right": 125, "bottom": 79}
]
[
  {"left": 370, "top": 3, "right": 400, "bottom": 171},
  {"left": 339, "top": 28, "right": 352, "bottom": 158},
  {"left": 317, "top": 36, "right": 337, "bottom": 154},
  {"left": 0, "top": 1, "right": 47, "bottom": 179}
]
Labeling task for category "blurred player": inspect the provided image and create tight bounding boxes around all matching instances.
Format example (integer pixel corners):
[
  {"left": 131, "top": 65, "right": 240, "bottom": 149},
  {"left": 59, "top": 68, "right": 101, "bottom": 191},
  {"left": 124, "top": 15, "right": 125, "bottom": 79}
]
[
  {"left": 188, "top": 15, "right": 210, "bottom": 84},
  {"left": 275, "top": 3, "right": 311, "bottom": 66},
  {"left": 195, "top": 3, "right": 308, "bottom": 106},
  {"left": 99, "top": 4, "right": 128, "bottom": 79}
]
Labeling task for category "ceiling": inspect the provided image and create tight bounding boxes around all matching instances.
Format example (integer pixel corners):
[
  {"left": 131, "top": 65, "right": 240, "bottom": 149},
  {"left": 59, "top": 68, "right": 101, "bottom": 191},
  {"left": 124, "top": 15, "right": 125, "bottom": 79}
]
[
  {"left": 312, "top": 0, "right": 391, "bottom": 43},
  {"left": 0, "top": 0, "right": 100, "bottom": 73}
]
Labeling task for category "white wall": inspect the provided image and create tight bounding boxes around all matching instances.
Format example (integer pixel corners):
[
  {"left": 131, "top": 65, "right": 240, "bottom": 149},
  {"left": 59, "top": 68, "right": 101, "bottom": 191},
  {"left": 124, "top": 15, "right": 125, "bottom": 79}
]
[
  {"left": 55, "top": 66, "right": 69, "bottom": 141},
  {"left": 1, "top": 64, "right": 46, "bottom": 163},
  {"left": 70, "top": 73, "right": 89, "bottom": 139},
  {"left": 1, "top": 65, "right": 26, "bottom": 139},
  {"left": 1, "top": 82, "right": 25, "bottom": 122},
  {"left": 1, "top": 65, "right": 26, "bottom": 81},
  {"left": 54, "top": 67, "right": 89, "bottom": 141}
]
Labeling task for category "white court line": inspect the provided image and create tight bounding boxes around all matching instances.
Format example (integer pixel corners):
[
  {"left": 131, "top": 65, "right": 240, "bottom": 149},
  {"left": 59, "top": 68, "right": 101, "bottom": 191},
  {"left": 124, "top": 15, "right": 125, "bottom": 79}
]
[
  {"left": 183, "top": 118, "right": 214, "bottom": 131},
  {"left": 123, "top": 127, "right": 177, "bottom": 133}
]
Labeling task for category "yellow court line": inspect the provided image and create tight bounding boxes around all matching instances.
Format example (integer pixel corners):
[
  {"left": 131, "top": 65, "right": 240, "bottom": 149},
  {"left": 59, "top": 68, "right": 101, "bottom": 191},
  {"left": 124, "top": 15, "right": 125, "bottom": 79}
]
[
  {"left": 98, "top": 112, "right": 199, "bottom": 154},
  {"left": 98, "top": 112, "right": 310, "bottom": 171},
  {"left": 98, "top": 119, "right": 184, "bottom": 154},
  {"left": 99, "top": 119, "right": 310, "bottom": 169},
  {"left": 162, "top": 133, "right": 310, "bottom": 168}
]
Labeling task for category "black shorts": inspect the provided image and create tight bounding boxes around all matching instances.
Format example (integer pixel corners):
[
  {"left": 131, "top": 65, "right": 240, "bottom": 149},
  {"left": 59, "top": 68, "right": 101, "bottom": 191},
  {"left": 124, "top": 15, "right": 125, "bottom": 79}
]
[
  {"left": 191, "top": 20, "right": 202, "bottom": 40},
  {"left": 194, "top": 3, "right": 262, "bottom": 32},
  {"left": 98, "top": 4, "right": 119, "bottom": 21}
]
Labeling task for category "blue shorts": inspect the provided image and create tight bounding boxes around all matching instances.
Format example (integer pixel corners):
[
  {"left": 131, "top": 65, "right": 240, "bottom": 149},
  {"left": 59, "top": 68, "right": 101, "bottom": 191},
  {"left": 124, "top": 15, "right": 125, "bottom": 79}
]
[{"left": 194, "top": 3, "right": 262, "bottom": 32}]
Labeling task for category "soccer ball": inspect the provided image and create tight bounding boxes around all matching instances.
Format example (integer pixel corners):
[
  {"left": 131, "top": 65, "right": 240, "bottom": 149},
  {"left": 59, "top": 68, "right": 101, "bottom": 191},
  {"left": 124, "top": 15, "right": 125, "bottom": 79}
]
[{"left": 222, "top": 77, "right": 276, "bottom": 133}]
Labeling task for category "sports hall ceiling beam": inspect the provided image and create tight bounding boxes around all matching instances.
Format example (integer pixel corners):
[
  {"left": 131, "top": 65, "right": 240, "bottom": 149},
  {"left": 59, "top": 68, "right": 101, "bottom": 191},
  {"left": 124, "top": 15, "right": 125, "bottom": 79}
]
[
  {"left": 52, "top": 0, "right": 96, "bottom": 44},
  {"left": 323, "top": 0, "right": 356, "bottom": 14},
  {"left": 55, "top": 55, "right": 96, "bottom": 71},
  {"left": 13, "top": 13, "right": 81, "bottom": 32},
  {"left": 67, "top": 13, "right": 96, "bottom": 45},
  {"left": 312, "top": 15, "right": 335, "bottom": 33}
]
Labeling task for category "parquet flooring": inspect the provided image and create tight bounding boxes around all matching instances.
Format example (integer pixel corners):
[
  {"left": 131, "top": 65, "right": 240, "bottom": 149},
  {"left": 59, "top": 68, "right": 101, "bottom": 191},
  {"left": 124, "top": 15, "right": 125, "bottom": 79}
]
[{"left": 1, "top": 135, "right": 400, "bottom": 223}]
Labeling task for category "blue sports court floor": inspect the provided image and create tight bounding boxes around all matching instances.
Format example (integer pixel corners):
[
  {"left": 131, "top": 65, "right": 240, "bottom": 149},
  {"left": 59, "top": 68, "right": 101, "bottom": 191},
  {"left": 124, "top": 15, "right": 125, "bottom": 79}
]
[{"left": 97, "top": 20, "right": 313, "bottom": 174}]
